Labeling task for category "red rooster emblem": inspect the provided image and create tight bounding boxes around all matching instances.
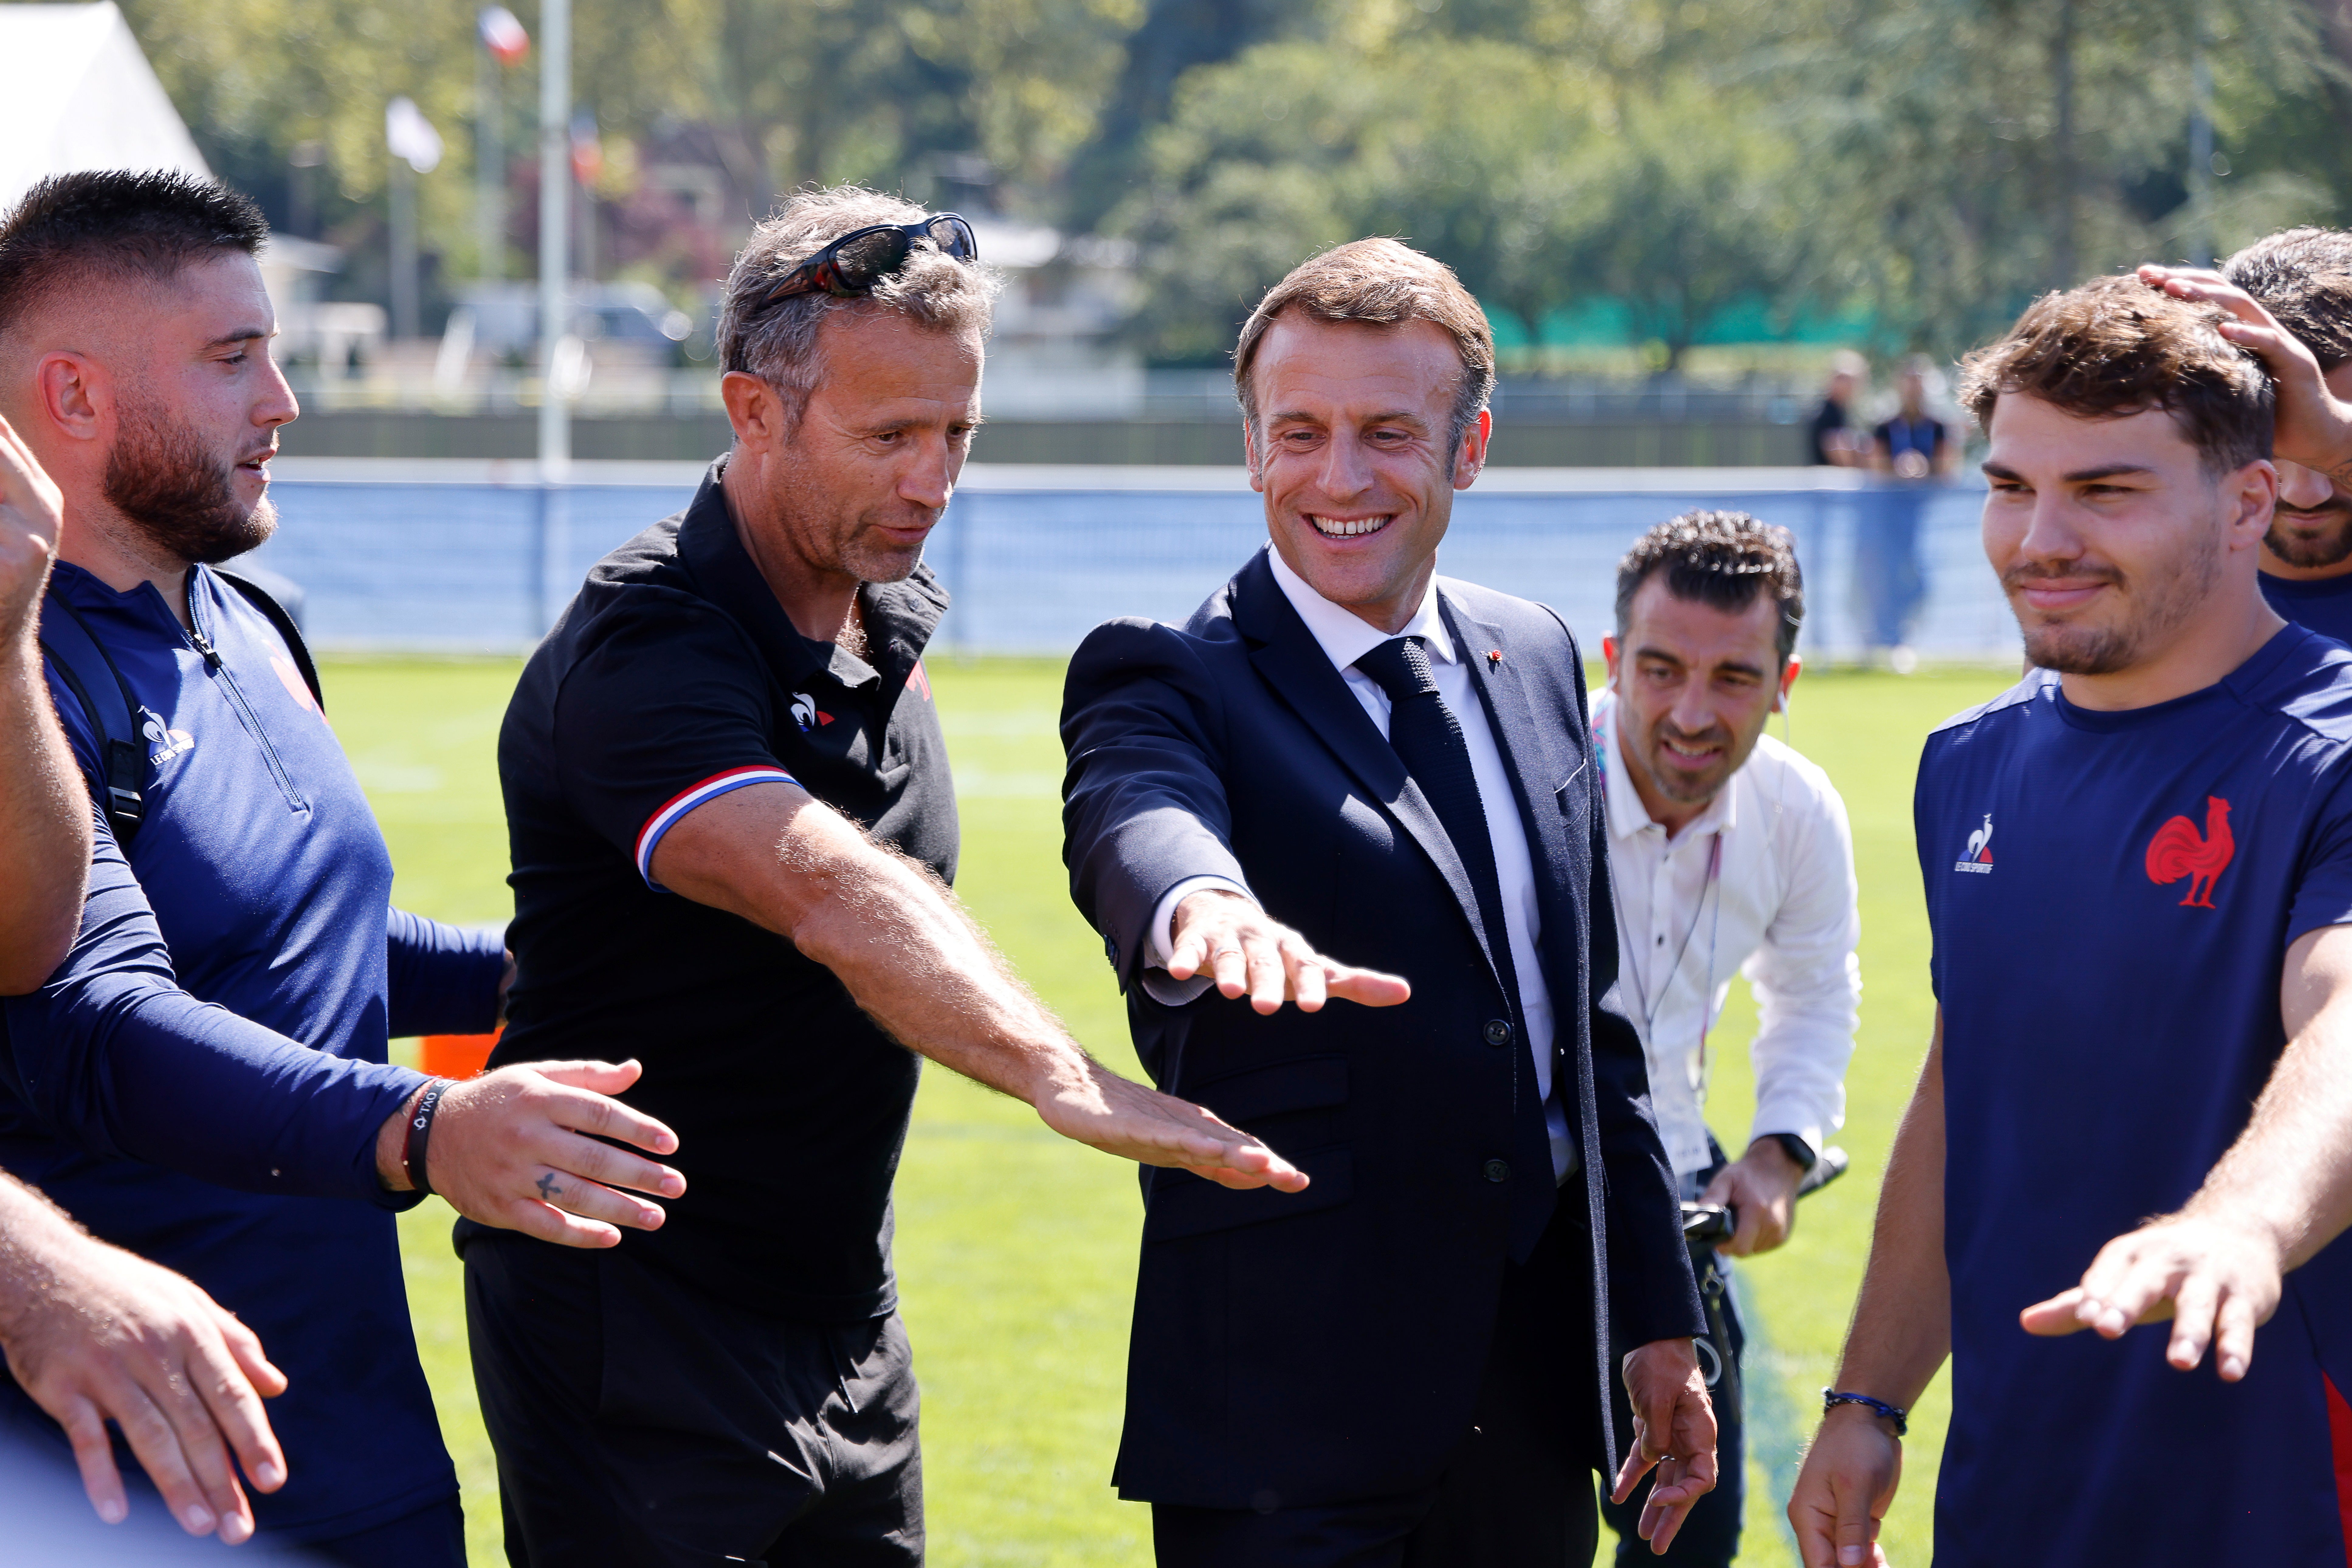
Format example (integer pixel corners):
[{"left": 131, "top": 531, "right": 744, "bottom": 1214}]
[{"left": 2145, "top": 796, "right": 2234, "bottom": 908}]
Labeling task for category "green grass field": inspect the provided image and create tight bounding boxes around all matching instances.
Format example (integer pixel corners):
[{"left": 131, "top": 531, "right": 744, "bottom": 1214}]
[{"left": 331, "top": 653, "right": 2014, "bottom": 1567}]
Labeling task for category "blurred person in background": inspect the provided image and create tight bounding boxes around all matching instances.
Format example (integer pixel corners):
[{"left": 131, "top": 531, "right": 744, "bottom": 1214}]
[
  {"left": 474, "top": 184, "right": 1300, "bottom": 1567},
  {"left": 1592, "top": 512, "right": 1860, "bottom": 1567},
  {"left": 2, "top": 408, "right": 294, "bottom": 1548},
  {"left": 1806, "top": 351, "right": 1869, "bottom": 467},
  {"left": 2135, "top": 230, "right": 2352, "bottom": 645},
  {"left": 1854, "top": 357, "right": 1957, "bottom": 671},
  {"left": 1792, "top": 278, "right": 2352, "bottom": 1567},
  {"left": 1061, "top": 238, "right": 1716, "bottom": 1566},
  {"left": 0, "top": 171, "right": 687, "bottom": 1566}
]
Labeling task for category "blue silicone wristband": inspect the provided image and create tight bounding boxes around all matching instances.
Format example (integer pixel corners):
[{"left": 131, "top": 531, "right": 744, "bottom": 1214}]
[{"left": 1822, "top": 1389, "right": 1909, "bottom": 1436}]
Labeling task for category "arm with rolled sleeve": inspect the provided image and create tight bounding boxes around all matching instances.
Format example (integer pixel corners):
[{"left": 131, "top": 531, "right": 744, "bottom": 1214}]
[
  {"left": 0, "top": 809, "right": 427, "bottom": 1206},
  {"left": 1741, "top": 775, "right": 1862, "bottom": 1161}
]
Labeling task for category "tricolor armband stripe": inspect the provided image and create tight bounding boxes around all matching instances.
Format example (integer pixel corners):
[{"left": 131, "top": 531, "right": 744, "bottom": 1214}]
[{"left": 635, "top": 766, "right": 798, "bottom": 890}]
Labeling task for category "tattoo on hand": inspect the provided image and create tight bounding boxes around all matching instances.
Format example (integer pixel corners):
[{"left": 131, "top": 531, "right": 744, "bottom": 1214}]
[{"left": 535, "top": 1173, "right": 563, "bottom": 1200}]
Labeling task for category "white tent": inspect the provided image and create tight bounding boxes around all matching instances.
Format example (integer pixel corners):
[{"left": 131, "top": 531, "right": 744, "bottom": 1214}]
[{"left": 0, "top": 3, "right": 209, "bottom": 214}]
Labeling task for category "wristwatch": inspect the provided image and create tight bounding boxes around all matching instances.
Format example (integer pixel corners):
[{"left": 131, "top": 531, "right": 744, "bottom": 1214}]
[{"left": 1762, "top": 1132, "right": 1817, "bottom": 1173}]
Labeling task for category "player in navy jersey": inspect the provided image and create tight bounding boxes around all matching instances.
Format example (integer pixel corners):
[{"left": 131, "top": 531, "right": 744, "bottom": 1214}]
[{"left": 1789, "top": 276, "right": 2352, "bottom": 1567}]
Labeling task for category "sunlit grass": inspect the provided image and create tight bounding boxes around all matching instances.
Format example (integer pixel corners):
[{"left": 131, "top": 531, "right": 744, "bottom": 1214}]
[{"left": 333, "top": 654, "right": 2010, "bottom": 1566}]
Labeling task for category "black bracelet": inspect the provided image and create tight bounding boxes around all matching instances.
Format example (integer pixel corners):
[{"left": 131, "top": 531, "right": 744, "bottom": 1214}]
[
  {"left": 1823, "top": 1389, "right": 1908, "bottom": 1436},
  {"left": 402, "top": 1079, "right": 456, "bottom": 1198}
]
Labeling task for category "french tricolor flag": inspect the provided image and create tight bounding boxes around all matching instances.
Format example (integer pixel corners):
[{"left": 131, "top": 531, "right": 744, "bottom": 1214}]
[{"left": 635, "top": 766, "right": 797, "bottom": 889}]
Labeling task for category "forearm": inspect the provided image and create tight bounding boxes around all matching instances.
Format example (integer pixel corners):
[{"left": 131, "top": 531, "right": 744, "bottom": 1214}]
[
  {"left": 0, "top": 1173, "right": 92, "bottom": 1336},
  {"left": 671, "top": 791, "right": 1089, "bottom": 1105},
  {"left": 2182, "top": 943, "right": 2352, "bottom": 1270},
  {"left": 0, "top": 644, "right": 90, "bottom": 994},
  {"left": 1833, "top": 1022, "right": 1951, "bottom": 1405},
  {"left": 6, "top": 976, "right": 425, "bottom": 1202}
]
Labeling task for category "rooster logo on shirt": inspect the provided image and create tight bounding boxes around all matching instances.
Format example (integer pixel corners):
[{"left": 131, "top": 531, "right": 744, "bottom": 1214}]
[
  {"left": 1953, "top": 814, "right": 1993, "bottom": 874},
  {"left": 2146, "top": 796, "right": 2234, "bottom": 908}
]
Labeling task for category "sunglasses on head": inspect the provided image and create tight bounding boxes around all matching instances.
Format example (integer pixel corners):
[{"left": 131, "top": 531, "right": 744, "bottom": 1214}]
[{"left": 759, "top": 214, "right": 980, "bottom": 310}]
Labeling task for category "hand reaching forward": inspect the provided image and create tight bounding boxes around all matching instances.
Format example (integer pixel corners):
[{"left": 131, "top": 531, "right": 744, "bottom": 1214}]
[
  {"left": 2018, "top": 1210, "right": 2284, "bottom": 1381},
  {"left": 1788, "top": 1404, "right": 1900, "bottom": 1568},
  {"left": 1611, "top": 1337, "right": 1719, "bottom": 1555},
  {"left": 377, "top": 1059, "right": 685, "bottom": 1247},
  {"left": 2138, "top": 265, "right": 2352, "bottom": 486},
  {"left": 0, "top": 412, "right": 64, "bottom": 643},
  {"left": 1034, "top": 1056, "right": 1310, "bottom": 1192},
  {"left": 0, "top": 1202, "right": 286, "bottom": 1543},
  {"left": 1166, "top": 889, "right": 1411, "bottom": 1015}
]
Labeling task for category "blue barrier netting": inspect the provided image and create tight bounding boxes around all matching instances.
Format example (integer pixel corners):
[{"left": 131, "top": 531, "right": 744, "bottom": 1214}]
[{"left": 245, "top": 464, "right": 2019, "bottom": 662}]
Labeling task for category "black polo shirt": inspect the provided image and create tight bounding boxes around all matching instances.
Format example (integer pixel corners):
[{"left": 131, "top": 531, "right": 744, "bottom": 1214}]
[{"left": 489, "top": 457, "right": 956, "bottom": 1321}]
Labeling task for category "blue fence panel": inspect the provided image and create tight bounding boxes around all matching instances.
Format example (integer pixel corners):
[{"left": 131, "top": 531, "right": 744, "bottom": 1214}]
[{"left": 252, "top": 472, "right": 2015, "bottom": 662}]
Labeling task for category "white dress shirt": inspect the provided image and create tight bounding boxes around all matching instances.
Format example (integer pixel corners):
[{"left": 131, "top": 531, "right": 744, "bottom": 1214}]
[
  {"left": 1592, "top": 687, "right": 1861, "bottom": 1179},
  {"left": 1144, "top": 545, "right": 1573, "bottom": 1180}
]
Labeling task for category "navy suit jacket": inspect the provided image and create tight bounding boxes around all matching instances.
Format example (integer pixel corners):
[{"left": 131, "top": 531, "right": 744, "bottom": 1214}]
[{"left": 1061, "top": 549, "right": 1706, "bottom": 1510}]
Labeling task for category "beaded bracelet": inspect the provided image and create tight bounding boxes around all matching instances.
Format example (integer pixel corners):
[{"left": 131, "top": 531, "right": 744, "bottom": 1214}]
[
  {"left": 1822, "top": 1389, "right": 1909, "bottom": 1436},
  {"left": 401, "top": 1079, "right": 456, "bottom": 1198}
]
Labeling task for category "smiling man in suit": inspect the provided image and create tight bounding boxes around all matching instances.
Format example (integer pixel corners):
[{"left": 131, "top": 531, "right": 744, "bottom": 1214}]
[{"left": 1060, "top": 239, "right": 1714, "bottom": 1565}]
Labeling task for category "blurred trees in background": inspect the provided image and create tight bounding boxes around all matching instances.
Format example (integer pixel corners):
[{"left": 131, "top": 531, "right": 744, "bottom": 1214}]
[{"left": 109, "top": 0, "right": 2352, "bottom": 365}]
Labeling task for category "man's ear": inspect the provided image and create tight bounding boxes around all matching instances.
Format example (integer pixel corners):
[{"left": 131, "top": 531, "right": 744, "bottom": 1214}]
[
  {"left": 1776, "top": 652, "right": 1803, "bottom": 711},
  {"left": 34, "top": 351, "right": 106, "bottom": 445},
  {"left": 1601, "top": 633, "right": 1620, "bottom": 687},
  {"left": 2228, "top": 459, "right": 2280, "bottom": 551},
  {"left": 1243, "top": 419, "right": 1265, "bottom": 493},
  {"left": 1452, "top": 407, "right": 1492, "bottom": 490},
  {"left": 720, "top": 371, "right": 784, "bottom": 455}
]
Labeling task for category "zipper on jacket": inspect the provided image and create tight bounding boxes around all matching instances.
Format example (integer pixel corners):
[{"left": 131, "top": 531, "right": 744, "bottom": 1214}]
[{"left": 187, "top": 615, "right": 307, "bottom": 812}]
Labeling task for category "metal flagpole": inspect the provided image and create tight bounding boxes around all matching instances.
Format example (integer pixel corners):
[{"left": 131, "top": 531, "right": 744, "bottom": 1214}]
[{"left": 536, "top": 0, "right": 571, "bottom": 636}]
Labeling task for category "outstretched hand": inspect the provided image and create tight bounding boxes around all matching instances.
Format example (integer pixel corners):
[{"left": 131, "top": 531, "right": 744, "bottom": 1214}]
[
  {"left": 2019, "top": 1210, "right": 2284, "bottom": 1381},
  {"left": 1034, "top": 1056, "right": 1311, "bottom": 1191},
  {"left": 1612, "top": 1337, "right": 1719, "bottom": 1555},
  {"left": 379, "top": 1059, "right": 687, "bottom": 1248},
  {"left": 0, "top": 1219, "right": 287, "bottom": 1543},
  {"left": 1166, "top": 889, "right": 1411, "bottom": 1014},
  {"left": 2138, "top": 264, "right": 2352, "bottom": 485}
]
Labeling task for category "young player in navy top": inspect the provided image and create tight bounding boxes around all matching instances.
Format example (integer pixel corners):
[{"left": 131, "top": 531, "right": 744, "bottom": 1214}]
[
  {"left": 1789, "top": 277, "right": 2352, "bottom": 1566},
  {"left": 2145, "top": 232, "right": 2352, "bottom": 643}
]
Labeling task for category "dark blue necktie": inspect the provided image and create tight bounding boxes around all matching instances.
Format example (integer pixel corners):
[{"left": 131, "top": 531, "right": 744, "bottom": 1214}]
[{"left": 1353, "top": 636, "right": 1558, "bottom": 1256}]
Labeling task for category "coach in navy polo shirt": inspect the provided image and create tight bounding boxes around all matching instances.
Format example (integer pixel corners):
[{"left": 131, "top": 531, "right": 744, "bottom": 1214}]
[
  {"left": 1790, "top": 279, "right": 2352, "bottom": 1564},
  {"left": 474, "top": 183, "right": 1302, "bottom": 1567},
  {"left": 0, "top": 174, "right": 684, "bottom": 1564}
]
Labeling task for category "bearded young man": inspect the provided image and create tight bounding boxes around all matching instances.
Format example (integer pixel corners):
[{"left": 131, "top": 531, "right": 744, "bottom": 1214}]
[
  {"left": 1789, "top": 278, "right": 2352, "bottom": 1566},
  {"left": 0, "top": 172, "right": 685, "bottom": 1564}
]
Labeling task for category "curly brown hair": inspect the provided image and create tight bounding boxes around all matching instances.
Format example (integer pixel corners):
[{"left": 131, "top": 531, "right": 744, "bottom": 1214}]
[
  {"left": 1613, "top": 510, "right": 1804, "bottom": 663},
  {"left": 1956, "top": 275, "right": 2272, "bottom": 474},
  {"left": 2223, "top": 226, "right": 2352, "bottom": 373}
]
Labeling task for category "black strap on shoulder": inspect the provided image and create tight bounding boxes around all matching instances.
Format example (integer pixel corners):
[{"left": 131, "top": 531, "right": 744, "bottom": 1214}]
[
  {"left": 35, "top": 589, "right": 147, "bottom": 843},
  {"left": 214, "top": 568, "right": 324, "bottom": 712}
]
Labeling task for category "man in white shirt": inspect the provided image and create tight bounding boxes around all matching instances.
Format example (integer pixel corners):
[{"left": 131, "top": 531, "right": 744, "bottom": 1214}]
[{"left": 1592, "top": 511, "right": 1862, "bottom": 1567}]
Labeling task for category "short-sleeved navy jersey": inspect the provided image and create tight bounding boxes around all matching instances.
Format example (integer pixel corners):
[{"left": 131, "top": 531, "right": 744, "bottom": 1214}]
[
  {"left": 1916, "top": 625, "right": 2352, "bottom": 1563},
  {"left": 2262, "top": 569, "right": 2352, "bottom": 647},
  {"left": 488, "top": 459, "right": 955, "bottom": 1321}
]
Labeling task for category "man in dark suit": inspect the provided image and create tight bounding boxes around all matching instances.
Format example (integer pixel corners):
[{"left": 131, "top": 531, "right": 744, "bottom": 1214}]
[{"left": 1061, "top": 238, "right": 1714, "bottom": 1566}]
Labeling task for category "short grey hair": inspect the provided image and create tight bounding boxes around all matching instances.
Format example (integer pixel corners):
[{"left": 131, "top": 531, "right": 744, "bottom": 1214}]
[{"left": 716, "top": 185, "right": 997, "bottom": 425}]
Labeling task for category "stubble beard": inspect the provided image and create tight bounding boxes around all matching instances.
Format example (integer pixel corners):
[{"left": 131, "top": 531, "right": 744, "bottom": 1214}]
[
  {"left": 101, "top": 392, "right": 276, "bottom": 566},
  {"left": 2265, "top": 503, "right": 2352, "bottom": 570},
  {"left": 2011, "top": 527, "right": 2222, "bottom": 676}
]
